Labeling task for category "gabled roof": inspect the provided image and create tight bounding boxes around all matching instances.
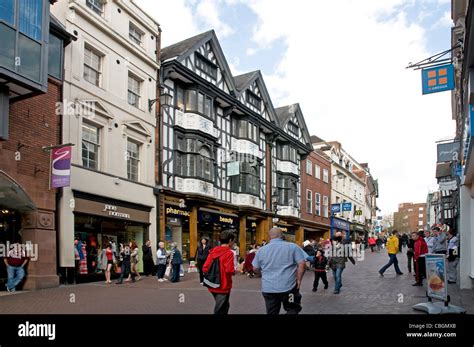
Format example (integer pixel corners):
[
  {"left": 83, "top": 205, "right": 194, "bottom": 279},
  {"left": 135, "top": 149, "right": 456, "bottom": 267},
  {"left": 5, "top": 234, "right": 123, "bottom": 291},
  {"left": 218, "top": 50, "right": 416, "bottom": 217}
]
[
  {"left": 274, "top": 103, "right": 312, "bottom": 148},
  {"left": 311, "top": 135, "right": 325, "bottom": 144},
  {"left": 161, "top": 30, "right": 236, "bottom": 93},
  {"left": 233, "top": 70, "right": 279, "bottom": 125}
]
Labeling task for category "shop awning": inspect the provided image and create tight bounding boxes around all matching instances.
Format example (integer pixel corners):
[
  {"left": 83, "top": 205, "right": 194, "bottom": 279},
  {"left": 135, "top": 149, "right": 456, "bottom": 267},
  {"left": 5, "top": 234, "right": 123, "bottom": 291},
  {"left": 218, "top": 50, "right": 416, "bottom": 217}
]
[{"left": 0, "top": 170, "right": 36, "bottom": 212}]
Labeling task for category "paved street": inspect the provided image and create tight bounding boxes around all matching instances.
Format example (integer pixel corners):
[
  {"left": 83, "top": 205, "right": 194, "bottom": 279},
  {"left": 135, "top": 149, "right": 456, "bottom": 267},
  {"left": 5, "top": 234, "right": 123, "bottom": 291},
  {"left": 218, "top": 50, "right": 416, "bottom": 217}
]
[{"left": 1, "top": 248, "right": 472, "bottom": 314}]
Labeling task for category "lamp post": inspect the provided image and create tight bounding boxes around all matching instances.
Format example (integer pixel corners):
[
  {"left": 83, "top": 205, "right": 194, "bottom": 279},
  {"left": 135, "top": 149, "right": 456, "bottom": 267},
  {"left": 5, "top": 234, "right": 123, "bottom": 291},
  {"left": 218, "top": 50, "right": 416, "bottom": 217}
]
[{"left": 152, "top": 86, "right": 173, "bottom": 245}]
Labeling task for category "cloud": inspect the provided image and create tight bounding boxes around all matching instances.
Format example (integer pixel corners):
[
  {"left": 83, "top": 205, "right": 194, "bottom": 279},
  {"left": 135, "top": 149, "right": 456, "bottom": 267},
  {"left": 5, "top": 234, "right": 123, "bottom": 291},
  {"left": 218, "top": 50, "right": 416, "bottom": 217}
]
[
  {"left": 196, "top": 0, "right": 235, "bottom": 38},
  {"left": 433, "top": 10, "right": 453, "bottom": 28},
  {"left": 239, "top": 0, "right": 454, "bottom": 214}
]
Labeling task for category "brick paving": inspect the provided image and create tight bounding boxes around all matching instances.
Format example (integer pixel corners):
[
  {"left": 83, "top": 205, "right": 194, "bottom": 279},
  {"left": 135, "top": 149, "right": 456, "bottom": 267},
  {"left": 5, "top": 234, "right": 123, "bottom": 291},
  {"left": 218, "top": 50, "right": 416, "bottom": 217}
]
[{"left": 0, "top": 248, "right": 472, "bottom": 314}]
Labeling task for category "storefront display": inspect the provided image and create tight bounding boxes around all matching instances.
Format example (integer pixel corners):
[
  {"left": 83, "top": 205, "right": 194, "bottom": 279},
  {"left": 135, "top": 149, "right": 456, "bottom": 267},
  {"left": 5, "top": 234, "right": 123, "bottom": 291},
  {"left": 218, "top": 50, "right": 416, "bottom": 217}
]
[
  {"left": 198, "top": 209, "right": 239, "bottom": 247},
  {"left": 246, "top": 219, "right": 257, "bottom": 251}
]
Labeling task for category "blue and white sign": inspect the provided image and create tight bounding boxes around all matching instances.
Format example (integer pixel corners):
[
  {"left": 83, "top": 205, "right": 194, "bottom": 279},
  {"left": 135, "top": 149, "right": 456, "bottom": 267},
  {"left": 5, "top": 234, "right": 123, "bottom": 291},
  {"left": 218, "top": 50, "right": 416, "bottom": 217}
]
[
  {"left": 333, "top": 217, "right": 350, "bottom": 231},
  {"left": 342, "top": 202, "right": 352, "bottom": 211},
  {"left": 421, "top": 64, "right": 455, "bottom": 95},
  {"left": 375, "top": 226, "right": 382, "bottom": 233},
  {"left": 331, "top": 204, "right": 341, "bottom": 213}
]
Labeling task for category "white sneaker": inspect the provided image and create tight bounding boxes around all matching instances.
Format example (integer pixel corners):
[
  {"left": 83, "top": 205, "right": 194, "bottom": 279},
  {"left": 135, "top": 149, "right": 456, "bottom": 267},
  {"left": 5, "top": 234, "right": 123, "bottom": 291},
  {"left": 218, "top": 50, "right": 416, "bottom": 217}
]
[
  {"left": 158, "top": 279, "right": 164, "bottom": 282},
  {"left": 163, "top": 278, "right": 168, "bottom": 281},
  {"left": 200, "top": 282, "right": 203, "bottom": 285}
]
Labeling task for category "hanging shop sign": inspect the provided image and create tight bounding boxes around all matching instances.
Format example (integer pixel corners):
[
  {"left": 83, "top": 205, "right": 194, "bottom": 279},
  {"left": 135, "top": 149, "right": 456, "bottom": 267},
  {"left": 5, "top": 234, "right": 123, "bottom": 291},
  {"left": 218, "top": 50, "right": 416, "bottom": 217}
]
[
  {"left": 332, "top": 217, "right": 350, "bottom": 231},
  {"left": 51, "top": 146, "right": 72, "bottom": 188},
  {"left": 342, "top": 202, "right": 352, "bottom": 212},
  {"left": 331, "top": 204, "right": 341, "bottom": 213},
  {"left": 437, "top": 141, "right": 460, "bottom": 163},
  {"left": 421, "top": 64, "right": 454, "bottom": 95}
]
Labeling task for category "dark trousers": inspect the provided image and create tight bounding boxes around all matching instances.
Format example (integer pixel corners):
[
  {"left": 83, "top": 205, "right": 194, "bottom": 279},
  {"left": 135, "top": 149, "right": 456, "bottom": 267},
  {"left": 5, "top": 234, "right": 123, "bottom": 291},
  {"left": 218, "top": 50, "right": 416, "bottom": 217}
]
[
  {"left": 262, "top": 285, "right": 302, "bottom": 315},
  {"left": 407, "top": 252, "right": 414, "bottom": 273},
  {"left": 171, "top": 263, "right": 181, "bottom": 282},
  {"left": 143, "top": 258, "right": 154, "bottom": 276},
  {"left": 313, "top": 271, "right": 328, "bottom": 290},
  {"left": 156, "top": 264, "right": 166, "bottom": 279},
  {"left": 211, "top": 293, "right": 230, "bottom": 315},
  {"left": 117, "top": 261, "right": 134, "bottom": 283},
  {"left": 379, "top": 253, "right": 402, "bottom": 274},
  {"left": 415, "top": 257, "right": 426, "bottom": 283},
  {"left": 197, "top": 259, "right": 206, "bottom": 283}
]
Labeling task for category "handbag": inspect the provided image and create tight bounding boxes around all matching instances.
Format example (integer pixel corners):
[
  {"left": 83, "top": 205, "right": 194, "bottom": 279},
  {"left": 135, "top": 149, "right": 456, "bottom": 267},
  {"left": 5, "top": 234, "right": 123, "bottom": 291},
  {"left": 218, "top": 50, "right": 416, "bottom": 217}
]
[{"left": 165, "top": 265, "right": 171, "bottom": 278}]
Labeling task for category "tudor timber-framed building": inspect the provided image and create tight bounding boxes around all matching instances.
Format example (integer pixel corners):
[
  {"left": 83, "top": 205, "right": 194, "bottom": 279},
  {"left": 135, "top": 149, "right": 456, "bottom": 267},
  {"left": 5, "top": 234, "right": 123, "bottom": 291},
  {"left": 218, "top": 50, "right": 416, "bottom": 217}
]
[{"left": 159, "top": 30, "right": 312, "bottom": 258}]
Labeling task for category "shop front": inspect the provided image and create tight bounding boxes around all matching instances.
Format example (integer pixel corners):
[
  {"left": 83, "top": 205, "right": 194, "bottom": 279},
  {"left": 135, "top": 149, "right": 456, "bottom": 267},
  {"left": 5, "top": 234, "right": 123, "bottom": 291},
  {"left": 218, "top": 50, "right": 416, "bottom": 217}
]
[
  {"left": 63, "top": 192, "right": 152, "bottom": 282},
  {"left": 277, "top": 222, "right": 296, "bottom": 243},
  {"left": 197, "top": 208, "right": 239, "bottom": 247},
  {"left": 164, "top": 204, "right": 191, "bottom": 260},
  {"left": 246, "top": 218, "right": 257, "bottom": 251},
  {"left": 351, "top": 222, "right": 367, "bottom": 242},
  {"left": 331, "top": 217, "right": 351, "bottom": 241}
]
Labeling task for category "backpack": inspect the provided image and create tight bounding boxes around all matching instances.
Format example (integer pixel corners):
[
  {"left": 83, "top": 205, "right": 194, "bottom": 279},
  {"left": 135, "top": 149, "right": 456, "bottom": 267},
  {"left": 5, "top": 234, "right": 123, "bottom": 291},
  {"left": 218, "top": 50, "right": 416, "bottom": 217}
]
[{"left": 203, "top": 258, "right": 221, "bottom": 289}]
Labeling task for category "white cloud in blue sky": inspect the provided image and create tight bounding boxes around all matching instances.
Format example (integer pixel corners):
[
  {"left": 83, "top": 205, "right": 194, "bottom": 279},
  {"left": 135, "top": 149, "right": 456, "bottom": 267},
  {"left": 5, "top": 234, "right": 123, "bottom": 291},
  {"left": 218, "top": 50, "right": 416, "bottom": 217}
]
[{"left": 136, "top": 0, "right": 454, "bottom": 215}]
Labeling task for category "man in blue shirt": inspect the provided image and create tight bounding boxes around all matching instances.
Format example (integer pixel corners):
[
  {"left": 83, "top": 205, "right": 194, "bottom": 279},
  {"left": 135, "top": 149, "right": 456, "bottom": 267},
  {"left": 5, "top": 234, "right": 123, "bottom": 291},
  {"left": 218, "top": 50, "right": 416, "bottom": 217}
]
[{"left": 252, "top": 227, "right": 307, "bottom": 314}]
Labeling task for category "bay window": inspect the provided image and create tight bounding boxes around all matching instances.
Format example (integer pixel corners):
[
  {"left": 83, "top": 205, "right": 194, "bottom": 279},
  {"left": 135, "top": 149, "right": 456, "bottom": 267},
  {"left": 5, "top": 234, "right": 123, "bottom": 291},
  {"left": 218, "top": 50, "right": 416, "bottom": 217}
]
[
  {"left": 175, "top": 134, "right": 215, "bottom": 182},
  {"left": 230, "top": 160, "right": 260, "bottom": 196},
  {"left": 277, "top": 174, "right": 298, "bottom": 207},
  {"left": 176, "top": 85, "right": 214, "bottom": 120},
  {"left": 232, "top": 119, "right": 258, "bottom": 143},
  {"left": 277, "top": 144, "right": 297, "bottom": 163}
]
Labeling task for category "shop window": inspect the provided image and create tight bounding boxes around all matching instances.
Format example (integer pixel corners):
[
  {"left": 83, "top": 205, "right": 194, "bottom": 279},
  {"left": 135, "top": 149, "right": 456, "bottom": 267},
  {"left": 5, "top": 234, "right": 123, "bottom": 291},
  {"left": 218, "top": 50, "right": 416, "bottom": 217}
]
[
  {"left": 82, "top": 122, "right": 100, "bottom": 170},
  {"left": 127, "top": 139, "right": 140, "bottom": 181}
]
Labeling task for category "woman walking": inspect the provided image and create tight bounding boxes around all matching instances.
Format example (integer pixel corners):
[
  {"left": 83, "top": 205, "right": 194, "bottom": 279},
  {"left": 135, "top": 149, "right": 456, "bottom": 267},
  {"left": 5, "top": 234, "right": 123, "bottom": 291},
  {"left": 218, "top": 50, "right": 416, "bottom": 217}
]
[
  {"left": 129, "top": 241, "right": 141, "bottom": 281},
  {"left": 101, "top": 244, "right": 115, "bottom": 284},
  {"left": 116, "top": 243, "right": 135, "bottom": 284},
  {"left": 170, "top": 243, "right": 183, "bottom": 283},
  {"left": 195, "top": 238, "right": 210, "bottom": 284}
]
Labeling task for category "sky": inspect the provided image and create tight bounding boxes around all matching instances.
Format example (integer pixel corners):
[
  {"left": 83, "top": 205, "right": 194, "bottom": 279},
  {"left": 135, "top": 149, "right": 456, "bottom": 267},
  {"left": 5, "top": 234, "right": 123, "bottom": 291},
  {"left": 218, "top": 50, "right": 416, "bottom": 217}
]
[{"left": 136, "top": 0, "right": 455, "bottom": 215}]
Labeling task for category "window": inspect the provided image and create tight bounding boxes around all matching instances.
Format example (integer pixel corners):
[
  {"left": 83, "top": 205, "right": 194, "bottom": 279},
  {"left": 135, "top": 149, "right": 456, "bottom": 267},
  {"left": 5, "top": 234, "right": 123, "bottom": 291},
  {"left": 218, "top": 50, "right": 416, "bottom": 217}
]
[
  {"left": 84, "top": 45, "right": 101, "bottom": 86},
  {"left": 246, "top": 90, "right": 261, "bottom": 109},
  {"left": 0, "top": 0, "right": 15, "bottom": 25},
  {"left": 195, "top": 52, "right": 217, "bottom": 79},
  {"left": 82, "top": 122, "right": 100, "bottom": 170},
  {"left": 323, "top": 196, "right": 329, "bottom": 218},
  {"left": 86, "top": 0, "right": 104, "bottom": 16},
  {"left": 315, "top": 193, "right": 321, "bottom": 216},
  {"left": 315, "top": 165, "right": 321, "bottom": 179},
  {"left": 418, "top": 214, "right": 423, "bottom": 218},
  {"left": 277, "top": 174, "right": 298, "bottom": 206},
  {"left": 128, "top": 73, "right": 141, "bottom": 108},
  {"left": 277, "top": 144, "right": 297, "bottom": 163},
  {"left": 127, "top": 140, "right": 140, "bottom": 181},
  {"left": 418, "top": 220, "right": 423, "bottom": 226},
  {"left": 129, "top": 22, "right": 143, "bottom": 46},
  {"left": 306, "top": 190, "right": 312, "bottom": 214},
  {"left": 323, "top": 169, "right": 329, "bottom": 183},
  {"left": 287, "top": 122, "right": 299, "bottom": 138},
  {"left": 419, "top": 207, "right": 424, "bottom": 211},
  {"left": 231, "top": 161, "right": 260, "bottom": 196},
  {"left": 18, "top": 34, "right": 41, "bottom": 81},
  {"left": 182, "top": 89, "right": 214, "bottom": 120},
  {"left": 48, "top": 33, "right": 63, "bottom": 79},
  {"left": 408, "top": 208, "right": 413, "bottom": 212},
  {"left": 19, "top": 0, "right": 43, "bottom": 41},
  {"left": 232, "top": 119, "right": 258, "bottom": 143},
  {"left": 306, "top": 160, "right": 312, "bottom": 175},
  {"left": 175, "top": 134, "right": 215, "bottom": 182}
]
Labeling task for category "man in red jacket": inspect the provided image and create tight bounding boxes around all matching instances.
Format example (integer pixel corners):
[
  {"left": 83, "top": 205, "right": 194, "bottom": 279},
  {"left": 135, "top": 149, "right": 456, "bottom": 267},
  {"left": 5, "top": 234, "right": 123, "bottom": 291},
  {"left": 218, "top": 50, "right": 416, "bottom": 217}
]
[
  {"left": 411, "top": 231, "right": 428, "bottom": 286},
  {"left": 203, "top": 229, "right": 236, "bottom": 314}
]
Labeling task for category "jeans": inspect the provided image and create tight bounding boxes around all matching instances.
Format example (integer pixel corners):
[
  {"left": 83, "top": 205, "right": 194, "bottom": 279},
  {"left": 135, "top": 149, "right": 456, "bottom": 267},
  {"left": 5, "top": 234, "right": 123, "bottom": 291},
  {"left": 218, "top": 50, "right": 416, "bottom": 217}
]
[
  {"left": 262, "top": 285, "right": 302, "bottom": 315},
  {"left": 212, "top": 293, "right": 230, "bottom": 314},
  {"left": 407, "top": 252, "right": 414, "bottom": 273},
  {"left": 156, "top": 264, "right": 166, "bottom": 279},
  {"left": 117, "top": 261, "right": 134, "bottom": 283},
  {"left": 7, "top": 265, "right": 25, "bottom": 291},
  {"left": 379, "top": 254, "right": 402, "bottom": 275},
  {"left": 171, "top": 263, "right": 181, "bottom": 282},
  {"left": 313, "top": 271, "right": 328, "bottom": 290},
  {"left": 332, "top": 267, "right": 344, "bottom": 292}
]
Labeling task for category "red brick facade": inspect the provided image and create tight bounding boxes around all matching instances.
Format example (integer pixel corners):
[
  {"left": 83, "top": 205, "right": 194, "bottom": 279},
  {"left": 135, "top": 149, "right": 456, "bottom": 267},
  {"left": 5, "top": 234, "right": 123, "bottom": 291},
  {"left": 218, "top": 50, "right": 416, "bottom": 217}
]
[
  {"left": 300, "top": 150, "right": 331, "bottom": 239},
  {"left": 393, "top": 202, "right": 427, "bottom": 234},
  {"left": 0, "top": 78, "right": 62, "bottom": 289}
]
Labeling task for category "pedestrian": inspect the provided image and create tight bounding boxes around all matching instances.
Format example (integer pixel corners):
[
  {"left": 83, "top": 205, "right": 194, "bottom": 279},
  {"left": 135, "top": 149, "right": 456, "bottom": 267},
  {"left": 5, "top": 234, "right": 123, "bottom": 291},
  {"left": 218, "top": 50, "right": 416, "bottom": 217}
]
[
  {"left": 378, "top": 230, "right": 404, "bottom": 277},
  {"left": 156, "top": 241, "right": 168, "bottom": 282},
  {"left": 231, "top": 243, "right": 240, "bottom": 272},
  {"left": 406, "top": 233, "right": 414, "bottom": 274},
  {"left": 432, "top": 226, "right": 447, "bottom": 255},
  {"left": 243, "top": 244, "right": 257, "bottom": 277},
  {"left": 311, "top": 249, "right": 329, "bottom": 292},
  {"left": 401, "top": 233, "right": 408, "bottom": 250},
  {"left": 252, "top": 227, "right": 307, "bottom": 314},
  {"left": 303, "top": 240, "right": 316, "bottom": 257},
  {"left": 368, "top": 235, "right": 376, "bottom": 252},
  {"left": 328, "top": 235, "right": 355, "bottom": 294},
  {"left": 424, "top": 230, "right": 435, "bottom": 254},
  {"left": 100, "top": 243, "right": 115, "bottom": 284},
  {"left": 129, "top": 241, "right": 141, "bottom": 281},
  {"left": 195, "top": 238, "right": 211, "bottom": 284},
  {"left": 447, "top": 229, "right": 459, "bottom": 284},
  {"left": 4, "top": 243, "right": 28, "bottom": 293},
  {"left": 202, "top": 229, "right": 236, "bottom": 315},
  {"left": 376, "top": 236, "right": 382, "bottom": 252},
  {"left": 142, "top": 240, "right": 154, "bottom": 276},
  {"left": 169, "top": 242, "right": 183, "bottom": 283},
  {"left": 116, "top": 243, "right": 135, "bottom": 284},
  {"left": 411, "top": 231, "right": 428, "bottom": 286}
]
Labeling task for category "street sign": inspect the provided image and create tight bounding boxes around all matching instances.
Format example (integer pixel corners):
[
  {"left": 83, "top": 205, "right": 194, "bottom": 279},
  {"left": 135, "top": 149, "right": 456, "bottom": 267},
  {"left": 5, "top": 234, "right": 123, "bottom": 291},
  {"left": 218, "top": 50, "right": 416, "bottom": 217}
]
[
  {"left": 342, "top": 202, "right": 352, "bottom": 211},
  {"left": 331, "top": 204, "right": 341, "bottom": 213},
  {"left": 421, "top": 64, "right": 454, "bottom": 95}
]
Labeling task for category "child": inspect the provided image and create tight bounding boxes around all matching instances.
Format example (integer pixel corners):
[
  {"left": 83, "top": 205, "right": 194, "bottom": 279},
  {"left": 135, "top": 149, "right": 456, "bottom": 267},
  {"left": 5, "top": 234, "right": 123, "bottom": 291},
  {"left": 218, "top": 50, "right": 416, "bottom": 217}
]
[{"left": 312, "top": 249, "right": 329, "bottom": 292}]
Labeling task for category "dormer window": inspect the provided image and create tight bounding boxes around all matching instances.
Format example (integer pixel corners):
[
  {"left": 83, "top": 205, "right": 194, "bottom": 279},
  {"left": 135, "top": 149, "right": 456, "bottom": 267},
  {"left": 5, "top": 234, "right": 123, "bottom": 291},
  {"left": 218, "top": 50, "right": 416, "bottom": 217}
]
[
  {"left": 246, "top": 90, "right": 261, "bottom": 110},
  {"left": 287, "top": 121, "right": 299, "bottom": 138},
  {"left": 195, "top": 52, "right": 217, "bottom": 80}
]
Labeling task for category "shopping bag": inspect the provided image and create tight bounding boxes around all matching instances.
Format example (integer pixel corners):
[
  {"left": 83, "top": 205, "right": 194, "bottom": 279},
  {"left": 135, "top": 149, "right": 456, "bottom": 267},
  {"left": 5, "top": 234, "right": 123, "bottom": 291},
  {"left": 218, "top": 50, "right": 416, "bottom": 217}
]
[
  {"left": 187, "top": 261, "right": 198, "bottom": 273},
  {"left": 165, "top": 265, "right": 171, "bottom": 278}
]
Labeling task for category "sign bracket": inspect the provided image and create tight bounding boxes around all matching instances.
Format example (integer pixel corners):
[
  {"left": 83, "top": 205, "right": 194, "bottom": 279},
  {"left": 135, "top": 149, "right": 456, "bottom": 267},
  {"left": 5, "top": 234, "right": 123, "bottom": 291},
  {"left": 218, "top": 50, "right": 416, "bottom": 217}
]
[{"left": 406, "top": 42, "right": 462, "bottom": 71}]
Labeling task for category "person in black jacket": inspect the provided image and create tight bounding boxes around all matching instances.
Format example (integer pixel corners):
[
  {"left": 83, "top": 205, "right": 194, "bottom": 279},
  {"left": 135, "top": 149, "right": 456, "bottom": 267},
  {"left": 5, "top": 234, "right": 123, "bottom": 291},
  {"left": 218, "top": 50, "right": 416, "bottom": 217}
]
[
  {"left": 406, "top": 234, "right": 415, "bottom": 274},
  {"left": 312, "top": 249, "right": 329, "bottom": 292},
  {"left": 116, "top": 244, "right": 135, "bottom": 284},
  {"left": 142, "top": 240, "right": 154, "bottom": 276},
  {"left": 196, "top": 238, "right": 211, "bottom": 284}
]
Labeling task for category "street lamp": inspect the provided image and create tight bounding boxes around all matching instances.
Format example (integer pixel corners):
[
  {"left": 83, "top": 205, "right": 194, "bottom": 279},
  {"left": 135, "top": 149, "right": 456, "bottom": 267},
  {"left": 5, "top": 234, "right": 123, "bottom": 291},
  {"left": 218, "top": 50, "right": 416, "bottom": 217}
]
[
  {"left": 271, "top": 190, "right": 279, "bottom": 224},
  {"left": 149, "top": 87, "right": 173, "bottom": 112}
]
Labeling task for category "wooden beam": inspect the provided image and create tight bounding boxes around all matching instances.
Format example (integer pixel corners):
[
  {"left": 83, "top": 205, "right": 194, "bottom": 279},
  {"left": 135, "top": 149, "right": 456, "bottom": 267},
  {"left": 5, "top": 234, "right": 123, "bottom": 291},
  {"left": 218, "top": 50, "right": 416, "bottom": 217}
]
[
  {"left": 189, "top": 206, "right": 198, "bottom": 259},
  {"left": 239, "top": 216, "right": 246, "bottom": 260}
]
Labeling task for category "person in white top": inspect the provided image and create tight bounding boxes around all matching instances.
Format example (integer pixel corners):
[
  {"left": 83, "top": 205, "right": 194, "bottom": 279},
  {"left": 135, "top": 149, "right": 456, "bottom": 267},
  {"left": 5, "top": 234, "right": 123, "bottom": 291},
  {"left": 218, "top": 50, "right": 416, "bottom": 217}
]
[
  {"left": 424, "top": 230, "right": 435, "bottom": 254},
  {"left": 447, "top": 229, "right": 459, "bottom": 284}
]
